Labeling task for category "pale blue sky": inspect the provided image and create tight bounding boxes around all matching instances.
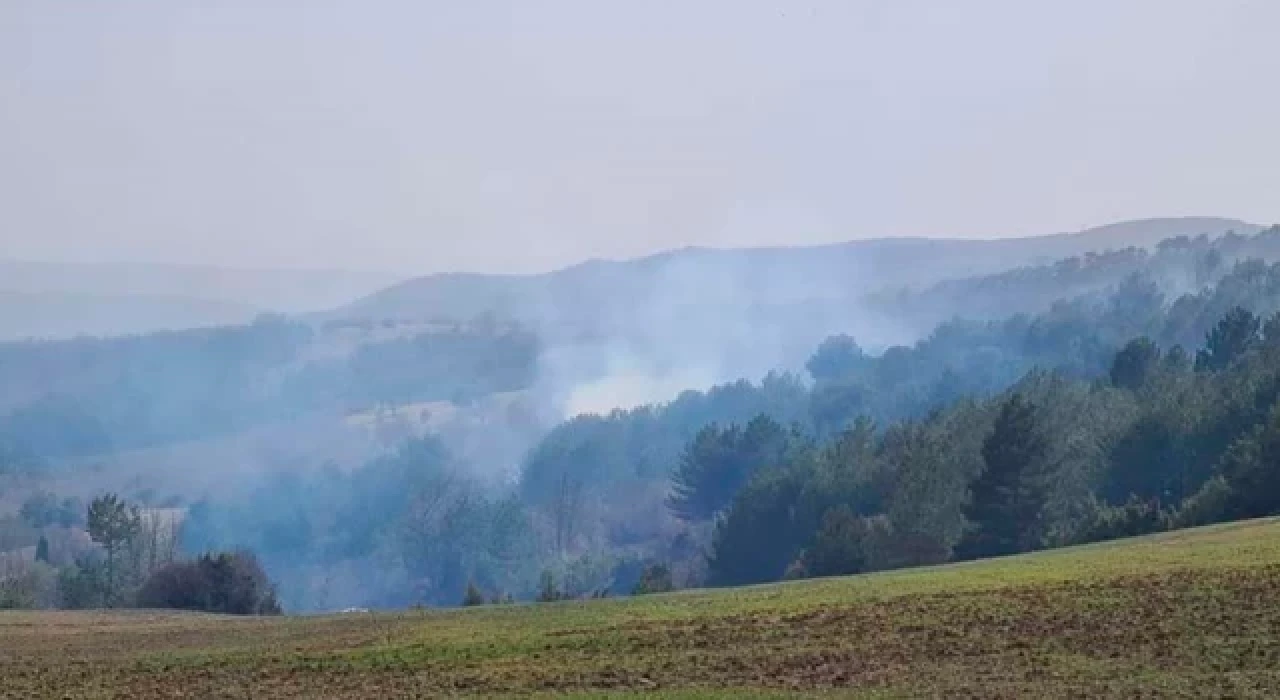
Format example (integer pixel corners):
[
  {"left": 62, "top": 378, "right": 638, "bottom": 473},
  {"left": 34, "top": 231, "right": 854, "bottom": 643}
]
[{"left": 1, "top": 1, "right": 1277, "bottom": 273}]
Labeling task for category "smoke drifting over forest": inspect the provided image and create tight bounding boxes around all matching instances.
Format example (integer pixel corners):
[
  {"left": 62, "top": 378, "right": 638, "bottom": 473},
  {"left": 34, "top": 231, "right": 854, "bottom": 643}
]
[
  {"left": 7, "top": 216, "right": 1280, "bottom": 611},
  {"left": 4, "top": 3, "right": 1280, "bottom": 614}
]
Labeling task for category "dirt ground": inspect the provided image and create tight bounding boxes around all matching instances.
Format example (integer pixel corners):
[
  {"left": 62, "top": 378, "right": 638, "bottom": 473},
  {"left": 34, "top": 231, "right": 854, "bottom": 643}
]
[{"left": 3, "top": 519, "right": 1279, "bottom": 699}]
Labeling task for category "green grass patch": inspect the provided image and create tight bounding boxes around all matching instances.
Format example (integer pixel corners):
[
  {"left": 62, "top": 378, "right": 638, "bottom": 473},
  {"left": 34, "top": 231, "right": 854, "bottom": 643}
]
[{"left": 4, "top": 517, "right": 1280, "bottom": 698}]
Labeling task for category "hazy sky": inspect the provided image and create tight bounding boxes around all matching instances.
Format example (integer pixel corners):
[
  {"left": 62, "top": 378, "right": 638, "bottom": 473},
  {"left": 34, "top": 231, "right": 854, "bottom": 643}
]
[{"left": 1, "top": 1, "right": 1277, "bottom": 274}]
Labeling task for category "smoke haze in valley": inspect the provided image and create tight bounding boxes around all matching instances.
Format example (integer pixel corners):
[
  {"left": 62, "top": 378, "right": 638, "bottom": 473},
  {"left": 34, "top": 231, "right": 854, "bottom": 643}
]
[{"left": 6, "top": 2, "right": 1280, "bottom": 614}]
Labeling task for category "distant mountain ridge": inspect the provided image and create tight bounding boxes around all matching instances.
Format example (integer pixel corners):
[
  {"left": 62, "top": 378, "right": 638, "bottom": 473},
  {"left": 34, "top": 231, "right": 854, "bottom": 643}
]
[
  {"left": 0, "top": 261, "right": 403, "bottom": 341},
  {"left": 341, "top": 217, "right": 1262, "bottom": 325},
  {"left": 1, "top": 217, "right": 1261, "bottom": 342}
]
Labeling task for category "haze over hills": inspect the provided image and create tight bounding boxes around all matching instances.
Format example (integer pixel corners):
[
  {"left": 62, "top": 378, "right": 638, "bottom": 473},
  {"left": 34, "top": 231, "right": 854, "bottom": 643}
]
[
  {"left": 7, "top": 2, "right": 1280, "bottom": 679},
  {"left": 0, "top": 260, "right": 404, "bottom": 340},
  {"left": 336, "top": 217, "right": 1263, "bottom": 394},
  {"left": 0, "top": 217, "right": 1259, "bottom": 343},
  {"left": 7, "top": 217, "right": 1280, "bottom": 613},
  {"left": 342, "top": 217, "right": 1260, "bottom": 325}
]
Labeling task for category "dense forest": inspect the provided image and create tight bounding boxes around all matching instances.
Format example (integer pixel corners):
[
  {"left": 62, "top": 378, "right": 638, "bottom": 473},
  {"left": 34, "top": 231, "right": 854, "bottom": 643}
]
[
  {"left": 171, "top": 226, "right": 1280, "bottom": 608},
  {"left": 6, "top": 225, "right": 1280, "bottom": 611}
]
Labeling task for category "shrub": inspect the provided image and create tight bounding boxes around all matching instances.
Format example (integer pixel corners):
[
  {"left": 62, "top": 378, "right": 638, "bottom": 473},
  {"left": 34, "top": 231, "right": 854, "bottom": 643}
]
[
  {"left": 136, "top": 550, "right": 281, "bottom": 615},
  {"left": 461, "top": 580, "right": 486, "bottom": 607},
  {"left": 1074, "top": 495, "right": 1170, "bottom": 545},
  {"left": 1169, "top": 476, "right": 1233, "bottom": 529},
  {"left": 801, "top": 506, "right": 870, "bottom": 578},
  {"left": 0, "top": 562, "right": 58, "bottom": 609},
  {"left": 536, "top": 570, "right": 569, "bottom": 603},
  {"left": 631, "top": 564, "right": 675, "bottom": 595},
  {"left": 57, "top": 558, "right": 104, "bottom": 610}
]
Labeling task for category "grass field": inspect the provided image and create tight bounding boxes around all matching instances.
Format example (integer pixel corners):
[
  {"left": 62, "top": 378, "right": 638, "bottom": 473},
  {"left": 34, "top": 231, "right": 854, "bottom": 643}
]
[{"left": 4, "top": 518, "right": 1280, "bottom": 698}]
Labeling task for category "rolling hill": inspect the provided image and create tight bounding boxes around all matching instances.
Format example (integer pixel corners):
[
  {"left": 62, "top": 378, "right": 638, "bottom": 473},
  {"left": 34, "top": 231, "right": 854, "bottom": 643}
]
[
  {"left": 0, "top": 260, "right": 403, "bottom": 340},
  {"left": 340, "top": 217, "right": 1260, "bottom": 326},
  {"left": 335, "top": 217, "right": 1264, "bottom": 390}
]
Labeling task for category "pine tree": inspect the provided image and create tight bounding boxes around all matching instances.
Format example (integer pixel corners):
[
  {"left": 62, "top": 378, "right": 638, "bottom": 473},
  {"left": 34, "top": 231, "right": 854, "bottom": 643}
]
[
  {"left": 461, "top": 579, "right": 485, "bottom": 607},
  {"left": 1195, "top": 306, "right": 1259, "bottom": 371},
  {"left": 956, "top": 394, "right": 1049, "bottom": 560},
  {"left": 86, "top": 493, "right": 141, "bottom": 606}
]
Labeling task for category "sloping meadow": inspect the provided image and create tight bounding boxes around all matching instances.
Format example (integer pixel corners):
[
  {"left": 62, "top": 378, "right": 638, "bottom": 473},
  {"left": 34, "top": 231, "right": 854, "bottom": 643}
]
[{"left": 3, "top": 517, "right": 1278, "bottom": 698}]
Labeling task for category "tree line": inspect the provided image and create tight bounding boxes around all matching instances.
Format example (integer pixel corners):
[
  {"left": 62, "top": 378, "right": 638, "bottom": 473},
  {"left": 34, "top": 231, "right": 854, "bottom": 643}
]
[
  {"left": 11, "top": 227, "right": 1280, "bottom": 611},
  {"left": 689, "top": 303, "right": 1280, "bottom": 584},
  {"left": 2, "top": 492, "right": 279, "bottom": 614},
  {"left": 176, "top": 235, "right": 1280, "bottom": 608},
  {"left": 0, "top": 316, "right": 538, "bottom": 461}
]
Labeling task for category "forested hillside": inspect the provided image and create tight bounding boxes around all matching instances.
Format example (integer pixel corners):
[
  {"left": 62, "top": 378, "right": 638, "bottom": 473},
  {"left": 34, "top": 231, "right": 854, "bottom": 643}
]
[
  {"left": 344, "top": 217, "right": 1256, "bottom": 326},
  {"left": 0, "top": 317, "right": 539, "bottom": 462},
  {"left": 7, "top": 223, "right": 1280, "bottom": 613},
  {"left": 173, "top": 225, "right": 1280, "bottom": 609}
]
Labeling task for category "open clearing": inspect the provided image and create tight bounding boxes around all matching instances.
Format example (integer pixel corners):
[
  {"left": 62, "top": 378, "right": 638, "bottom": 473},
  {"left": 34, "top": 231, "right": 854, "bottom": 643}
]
[{"left": 4, "top": 518, "right": 1280, "bottom": 698}]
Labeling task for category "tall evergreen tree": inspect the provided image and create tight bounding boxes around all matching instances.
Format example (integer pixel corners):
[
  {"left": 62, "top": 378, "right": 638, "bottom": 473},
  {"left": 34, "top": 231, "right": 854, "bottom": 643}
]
[
  {"left": 1110, "top": 337, "right": 1161, "bottom": 390},
  {"left": 956, "top": 393, "right": 1049, "bottom": 560},
  {"left": 667, "top": 415, "right": 788, "bottom": 522},
  {"left": 1216, "top": 402, "right": 1280, "bottom": 519},
  {"left": 1196, "top": 306, "right": 1259, "bottom": 371},
  {"left": 86, "top": 493, "right": 141, "bottom": 607}
]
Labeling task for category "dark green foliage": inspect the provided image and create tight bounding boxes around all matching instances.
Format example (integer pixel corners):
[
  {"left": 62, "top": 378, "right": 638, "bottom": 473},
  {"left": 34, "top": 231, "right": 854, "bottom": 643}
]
[
  {"left": 1261, "top": 311, "right": 1280, "bottom": 355},
  {"left": 1196, "top": 306, "right": 1259, "bottom": 371},
  {"left": 462, "top": 580, "right": 486, "bottom": 607},
  {"left": 805, "top": 334, "right": 865, "bottom": 382},
  {"left": 808, "top": 381, "right": 870, "bottom": 438},
  {"left": 35, "top": 535, "right": 49, "bottom": 564},
  {"left": 632, "top": 564, "right": 674, "bottom": 595},
  {"left": 505, "top": 228, "right": 1280, "bottom": 594},
  {"left": 522, "top": 373, "right": 810, "bottom": 504},
  {"left": 1215, "top": 403, "right": 1280, "bottom": 519},
  {"left": 1164, "top": 344, "right": 1191, "bottom": 371},
  {"left": 1110, "top": 337, "right": 1161, "bottom": 389},
  {"left": 800, "top": 506, "right": 870, "bottom": 578},
  {"left": 1105, "top": 411, "right": 1191, "bottom": 503},
  {"left": 536, "top": 570, "right": 569, "bottom": 603},
  {"left": 956, "top": 394, "right": 1049, "bottom": 560},
  {"left": 135, "top": 550, "right": 281, "bottom": 615},
  {"left": 87, "top": 493, "right": 141, "bottom": 606},
  {"left": 1169, "top": 476, "right": 1233, "bottom": 529},
  {"left": 1075, "top": 495, "right": 1170, "bottom": 545},
  {"left": 56, "top": 559, "right": 104, "bottom": 610},
  {"left": 708, "top": 464, "right": 812, "bottom": 586},
  {"left": 702, "top": 286, "right": 1280, "bottom": 588},
  {"left": 667, "top": 415, "right": 790, "bottom": 522},
  {"left": 802, "top": 417, "right": 891, "bottom": 519},
  {"left": 0, "top": 572, "right": 38, "bottom": 610}
]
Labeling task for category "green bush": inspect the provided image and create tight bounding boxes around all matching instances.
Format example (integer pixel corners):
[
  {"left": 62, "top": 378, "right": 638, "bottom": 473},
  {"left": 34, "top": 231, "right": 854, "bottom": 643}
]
[
  {"left": 136, "top": 551, "right": 281, "bottom": 615},
  {"left": 462, "top": 580, "right": 486, "bottom": 607},
  {"left": 632, "top": 564, "right": 674, "bottom": 595}
]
